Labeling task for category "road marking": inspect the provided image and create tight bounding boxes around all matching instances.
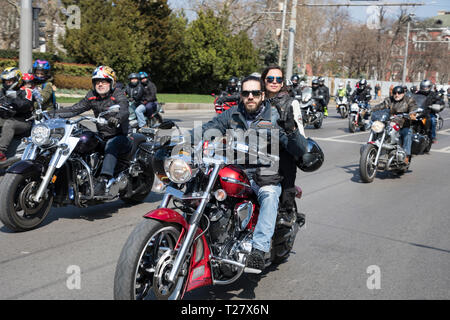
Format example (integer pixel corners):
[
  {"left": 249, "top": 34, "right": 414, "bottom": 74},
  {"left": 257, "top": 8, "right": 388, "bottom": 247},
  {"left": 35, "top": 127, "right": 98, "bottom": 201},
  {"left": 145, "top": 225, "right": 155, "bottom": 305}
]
[
  {"left": 434, "top": 146, "right": 450, "bottom": 153},
  {"left": 311, "top": 137, "right": 364, "bottom": 145},
  {"left": 326, "top": 131, "right": 368, "bottom": 139}
]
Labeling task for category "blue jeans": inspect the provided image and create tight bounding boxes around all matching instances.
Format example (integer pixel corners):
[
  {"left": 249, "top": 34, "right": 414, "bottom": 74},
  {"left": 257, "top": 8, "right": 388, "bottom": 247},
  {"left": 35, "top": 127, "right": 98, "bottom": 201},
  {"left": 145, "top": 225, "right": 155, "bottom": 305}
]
[
  {"left": 399, "top": 127, "right": 412, "bottom": 156},
  {"left": 250, "top": 180, "right": 282, "bottom": 253},
  {"left": 135, "top": 104, "right": 147, "bottom": 128},
  {"left": 101, "top": 135, "right": 132, "bottom": 177},
  {"left": 430, "top": 113, "right": 437, "bottom": 140}
]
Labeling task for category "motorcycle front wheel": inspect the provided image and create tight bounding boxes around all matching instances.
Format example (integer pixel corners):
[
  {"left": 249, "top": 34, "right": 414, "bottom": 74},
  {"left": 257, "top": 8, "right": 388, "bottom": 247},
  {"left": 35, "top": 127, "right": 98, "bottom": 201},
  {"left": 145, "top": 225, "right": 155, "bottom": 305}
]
[
  {"left": 348, "top": 115, "right": 356, "bottom": 133},
  {"left": 0, "top": 173, "right": 53, "bottom": 232},
  {"left": 114, "top": 219, "right": 187, "bottom": 300},
  {"left": 359, "top": 144, "right": 378, "bottom": 183}
]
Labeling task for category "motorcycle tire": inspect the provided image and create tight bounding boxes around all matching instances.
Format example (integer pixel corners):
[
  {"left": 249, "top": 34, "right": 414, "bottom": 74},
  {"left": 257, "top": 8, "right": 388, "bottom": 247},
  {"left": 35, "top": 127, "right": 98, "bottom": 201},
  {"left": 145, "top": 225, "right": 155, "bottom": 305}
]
[
  {"left": 0, "top": 172, "right": 53, "bottom": 232},
  {"left": 348, "top": 116, "right": 356, "bottom": 133},
  {"left": 314, "top": 114, "right": 323, "bottom": 129},
  {"left": 114, "top": 219, "right": 186, "bottom": 300},
  {"left": 359, "top": 144, "right": 378, "bottom": 183},
  {"left": 339, "top": 107, "right": 346, "bottom": 119}
]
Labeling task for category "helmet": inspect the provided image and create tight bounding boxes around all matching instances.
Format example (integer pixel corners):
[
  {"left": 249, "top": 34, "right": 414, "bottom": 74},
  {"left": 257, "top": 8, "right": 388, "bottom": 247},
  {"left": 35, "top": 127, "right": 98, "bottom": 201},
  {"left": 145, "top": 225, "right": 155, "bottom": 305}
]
[
  {"left": 358, "top": 79, "right": 367, "bottom": 89},
  {"left": 291, "top": 74, "right": 300, "bottom": 83},
  {"left": 32, "top": 59, "right": 51, "bottom": 81},
  {"left": 419, "top": 79, "right": 432, "bottom": 93},
  {"left": 22, "top": 73, "right": 35, "bottom": 84},
  {"left": 228, "top": 77, "right": 238, "bottom": 86},
  {"left": 1, "top": 67, "right": 23, "bottom": 90},
  {"left": 296, "top": 138, "right": 324, "bottom": 172},
  {"left": 312, "top": 78, "right": 319, "bottom": 87},
  {"left": 318, "top": 76, "right": 325, "bottom": 85},
  {"left": 128, "top": 72, "right": 140, "bottom": 87},
  {"left": 392, "top": 85, "right": 405, "bottom": 97},
  {"left": 338, "top": 82, "right": 344, "bottom": 89},
  {"left": 139, "top": 71, "right": 149, "bottom": 79},
  {"left": 92, "top": 66, "right": 116, "bottom": 90}
]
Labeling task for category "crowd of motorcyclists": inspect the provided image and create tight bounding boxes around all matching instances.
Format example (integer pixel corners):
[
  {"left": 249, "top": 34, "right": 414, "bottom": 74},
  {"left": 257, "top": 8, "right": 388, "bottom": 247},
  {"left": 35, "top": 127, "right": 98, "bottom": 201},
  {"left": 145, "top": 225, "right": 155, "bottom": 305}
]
[{"left": 0, "top": 61, "right": 448, "bottom": 276}]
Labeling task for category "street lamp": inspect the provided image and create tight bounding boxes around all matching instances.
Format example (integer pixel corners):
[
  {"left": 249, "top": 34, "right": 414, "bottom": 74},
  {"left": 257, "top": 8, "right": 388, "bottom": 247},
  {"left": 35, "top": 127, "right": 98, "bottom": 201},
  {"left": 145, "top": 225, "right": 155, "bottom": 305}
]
[{"left": 402, "top": 13, "right": 415, "bottom": 84}]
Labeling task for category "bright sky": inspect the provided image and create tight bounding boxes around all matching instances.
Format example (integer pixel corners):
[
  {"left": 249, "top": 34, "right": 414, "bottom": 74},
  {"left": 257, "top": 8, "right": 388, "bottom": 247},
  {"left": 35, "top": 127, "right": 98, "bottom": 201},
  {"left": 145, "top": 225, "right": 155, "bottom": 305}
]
[{"left": 167, "top": 0, "right": 450, "bottom": 22}]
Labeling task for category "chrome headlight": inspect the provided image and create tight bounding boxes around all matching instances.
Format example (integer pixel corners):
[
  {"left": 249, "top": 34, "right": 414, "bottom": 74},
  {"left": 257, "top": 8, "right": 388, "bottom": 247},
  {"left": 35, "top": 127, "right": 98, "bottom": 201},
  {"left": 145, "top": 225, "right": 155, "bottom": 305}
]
[
  {"left": 31, "top": 124, "right": 51, "bottom": 146},
  {"left": 164, "top": 158, "right": 192, "bottom": 184},
  {"left": 371, "top": 121, "right": 385, "bottom": 133}
]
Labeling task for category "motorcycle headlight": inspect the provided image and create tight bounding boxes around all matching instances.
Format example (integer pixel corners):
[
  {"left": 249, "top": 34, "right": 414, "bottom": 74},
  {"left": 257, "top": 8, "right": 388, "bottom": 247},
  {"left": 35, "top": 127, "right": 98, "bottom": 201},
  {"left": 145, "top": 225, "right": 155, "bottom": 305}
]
[
  {"left": 371, "top": 121, "right": 385, "bottom": 133},
  {"left": 164, "top": 158, "right": 192, "bottom": 184},
  {"left": 31, "top": 124, "right": 51, "bottom": 146}
]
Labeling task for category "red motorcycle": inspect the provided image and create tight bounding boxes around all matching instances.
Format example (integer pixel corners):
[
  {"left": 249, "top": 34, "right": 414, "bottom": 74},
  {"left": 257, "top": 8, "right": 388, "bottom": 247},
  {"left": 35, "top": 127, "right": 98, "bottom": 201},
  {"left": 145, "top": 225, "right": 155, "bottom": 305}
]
[
  {"left": 113, "top": 137, "right": 305, "bottom": 300},
  {"left": 212, "top": 94, "right": 238, "bottom": 114}
]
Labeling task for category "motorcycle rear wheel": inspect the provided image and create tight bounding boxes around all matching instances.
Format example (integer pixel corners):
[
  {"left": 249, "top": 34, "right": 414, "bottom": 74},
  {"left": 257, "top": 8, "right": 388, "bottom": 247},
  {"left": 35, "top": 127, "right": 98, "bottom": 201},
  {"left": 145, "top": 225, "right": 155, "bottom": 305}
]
[
  {"left": 359, "top": 144, "right": 378, "bottom": 183},
  {"left": 0, "top": 173, "right": 53, "bottom": 232},
  {"left": 114, "top": 219, "right": 187, "bottom": 300}
]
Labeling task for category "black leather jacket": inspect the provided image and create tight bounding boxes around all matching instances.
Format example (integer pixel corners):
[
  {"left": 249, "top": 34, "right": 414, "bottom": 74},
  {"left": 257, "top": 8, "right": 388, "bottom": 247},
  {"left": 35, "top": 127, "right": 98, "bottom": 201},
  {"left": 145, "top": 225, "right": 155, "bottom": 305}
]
[
  {"left": 55, "top": 88, "right": 129, "bottom": 139},
  {"left": 0, "top": 87, "right": 34, "bottom": 120}
]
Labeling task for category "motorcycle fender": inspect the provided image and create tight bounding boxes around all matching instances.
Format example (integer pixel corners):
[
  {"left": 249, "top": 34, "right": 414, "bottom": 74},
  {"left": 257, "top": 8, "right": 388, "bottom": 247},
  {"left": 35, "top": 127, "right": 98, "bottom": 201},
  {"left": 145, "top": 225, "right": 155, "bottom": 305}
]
[
  {"left": 143, "top": 208, "right": 189, "bottom": 230},
  {"left": 143, "top": 208, "right": 213, "bottom": 294},
  {"left": 6, "top": 160, "right": 44, "bottom": 178}
]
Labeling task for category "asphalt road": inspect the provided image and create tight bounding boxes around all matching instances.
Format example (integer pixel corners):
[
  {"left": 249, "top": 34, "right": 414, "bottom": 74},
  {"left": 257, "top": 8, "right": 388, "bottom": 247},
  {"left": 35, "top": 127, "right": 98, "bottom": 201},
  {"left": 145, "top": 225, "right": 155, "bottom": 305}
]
[{"left": 0, "top": 104, "right": 449, "bottom": 300}]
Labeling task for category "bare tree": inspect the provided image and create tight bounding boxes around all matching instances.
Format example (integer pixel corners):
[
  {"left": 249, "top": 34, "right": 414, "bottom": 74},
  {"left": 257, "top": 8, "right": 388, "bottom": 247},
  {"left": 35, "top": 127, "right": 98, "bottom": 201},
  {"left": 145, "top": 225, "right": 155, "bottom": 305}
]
[{"left": 0, "top": 0, "right": 20, "bottom": 49}]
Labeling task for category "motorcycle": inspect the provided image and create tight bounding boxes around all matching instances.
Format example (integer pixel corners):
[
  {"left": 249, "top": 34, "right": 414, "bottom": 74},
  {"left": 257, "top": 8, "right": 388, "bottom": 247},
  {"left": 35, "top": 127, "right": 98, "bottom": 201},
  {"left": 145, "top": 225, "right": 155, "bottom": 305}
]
[
  {"left": 212, "top": 94, "right": 238, "bottom": 114},
  {"left": 0, "top": 105, "right": 155, "bottom": 232},
  {"left": 114, "top": 138, "right": 306, "bottom": 300},
  {"left": 335, "top": 95, "right": 349, "bottom": 118},
  {"left": 348, "top": 101, "right": 370, "bottom": 133},
  {"left": 300, "top": 87, "right": 324, "bottom": 129},
  {"left": 128, "top": 102, "right": 165, "bottom": 133},
  {"left": 410, "top": 107, "right": 433, "bottom": 154},
  {"left": 359, "top": 109, "right": 411, "bottom": 183}
]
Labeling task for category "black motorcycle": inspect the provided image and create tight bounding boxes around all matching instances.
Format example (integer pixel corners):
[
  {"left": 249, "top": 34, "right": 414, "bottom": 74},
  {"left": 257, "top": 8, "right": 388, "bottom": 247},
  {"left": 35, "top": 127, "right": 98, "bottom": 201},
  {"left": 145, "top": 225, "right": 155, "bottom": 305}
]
[{"left": 0, "top": 106, "right": 156, "bottom": 232}]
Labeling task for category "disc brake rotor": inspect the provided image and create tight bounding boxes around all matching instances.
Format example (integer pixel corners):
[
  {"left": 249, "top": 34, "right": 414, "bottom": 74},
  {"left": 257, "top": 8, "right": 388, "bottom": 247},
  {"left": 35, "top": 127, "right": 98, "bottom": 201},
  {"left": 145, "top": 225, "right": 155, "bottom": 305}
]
[
  {"left": 152, "top": 250, "right": 186, "bottom": 300},
  {"left": 18, "top": 182, "right": 45, "bottom": 216}
]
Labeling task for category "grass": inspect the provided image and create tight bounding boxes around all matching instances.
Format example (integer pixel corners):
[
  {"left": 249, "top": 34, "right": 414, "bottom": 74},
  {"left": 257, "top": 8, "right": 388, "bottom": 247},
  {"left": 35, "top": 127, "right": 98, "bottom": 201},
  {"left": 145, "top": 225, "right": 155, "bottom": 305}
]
[{"left": 56, "top": 93, "right": 216, "bottom": 104}]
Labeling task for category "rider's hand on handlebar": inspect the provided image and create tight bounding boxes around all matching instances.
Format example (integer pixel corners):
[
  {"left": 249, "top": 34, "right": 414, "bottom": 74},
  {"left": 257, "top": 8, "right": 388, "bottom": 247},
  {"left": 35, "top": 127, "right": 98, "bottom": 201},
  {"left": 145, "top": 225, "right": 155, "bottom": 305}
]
[{"left": 107, "top": 117, "right": 120, "bottom": 128}]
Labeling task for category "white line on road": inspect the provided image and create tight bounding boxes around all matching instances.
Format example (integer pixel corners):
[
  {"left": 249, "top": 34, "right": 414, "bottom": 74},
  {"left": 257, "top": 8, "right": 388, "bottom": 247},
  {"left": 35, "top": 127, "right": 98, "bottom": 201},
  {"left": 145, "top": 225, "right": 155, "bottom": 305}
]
[
  {"left": 326, "top": 131, "right": 368, "bottom": 139},
  {"left": 311, "top": 137, "right": 364, "bottom": 145}
]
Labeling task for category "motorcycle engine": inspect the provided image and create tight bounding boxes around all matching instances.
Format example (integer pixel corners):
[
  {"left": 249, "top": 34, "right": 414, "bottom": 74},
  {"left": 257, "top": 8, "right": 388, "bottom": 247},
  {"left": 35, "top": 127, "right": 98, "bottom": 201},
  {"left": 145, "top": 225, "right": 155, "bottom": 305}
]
[{"left": 208, "top": 205, "right": 233, "bottom": 248}]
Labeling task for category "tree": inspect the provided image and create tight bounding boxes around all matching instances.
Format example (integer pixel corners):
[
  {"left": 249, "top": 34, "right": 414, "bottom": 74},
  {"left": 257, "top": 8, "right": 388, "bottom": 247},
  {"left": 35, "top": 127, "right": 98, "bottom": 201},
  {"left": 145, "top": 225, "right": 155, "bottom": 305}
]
[{"left": 62, "top": 0, "right": 146, "bottom": 81}]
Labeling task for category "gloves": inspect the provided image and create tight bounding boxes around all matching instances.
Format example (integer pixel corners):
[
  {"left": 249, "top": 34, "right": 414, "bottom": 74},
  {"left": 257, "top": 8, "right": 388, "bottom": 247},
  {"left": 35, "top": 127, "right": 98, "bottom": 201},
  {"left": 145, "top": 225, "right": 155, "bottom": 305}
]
[
  {"left": 108, "top": 117, "right": 120, "bottom": 128},
  {"left": 277, "top": 104, "right": 297, "bottom": 133}
]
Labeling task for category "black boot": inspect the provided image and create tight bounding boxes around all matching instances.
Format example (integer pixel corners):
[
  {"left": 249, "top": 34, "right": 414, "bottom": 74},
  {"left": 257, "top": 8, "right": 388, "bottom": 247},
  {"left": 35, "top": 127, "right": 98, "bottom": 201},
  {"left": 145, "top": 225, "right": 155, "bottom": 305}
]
[
  {"left": 94, "top": 175, "right": 109, "bottom": 196},
  {"left": 246, "top": 248, "right": 265, "bottom": 272}
]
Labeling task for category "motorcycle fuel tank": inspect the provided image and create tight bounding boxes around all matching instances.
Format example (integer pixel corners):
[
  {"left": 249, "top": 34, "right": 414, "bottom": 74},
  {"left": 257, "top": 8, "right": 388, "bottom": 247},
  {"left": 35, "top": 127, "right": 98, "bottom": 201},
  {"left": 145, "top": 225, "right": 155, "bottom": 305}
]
[
  {"left": 74, "top": 131, "right": 102, "bottom": 154},
  {"left": 218, "top": 165, "right": 252, "bottom": 198}
]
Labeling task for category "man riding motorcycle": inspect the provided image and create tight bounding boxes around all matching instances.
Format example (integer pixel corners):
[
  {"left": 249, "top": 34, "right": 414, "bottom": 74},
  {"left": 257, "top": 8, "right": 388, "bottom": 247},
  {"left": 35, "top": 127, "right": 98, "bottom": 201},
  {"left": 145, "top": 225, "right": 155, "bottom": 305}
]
[
  {"left": 318, "top": 77, "right": 330, "bottom": 117},
  {"left": 0, "top": 67, "right": 35, "bottom": 163},
  {"left": 413, "top": 79, "right": 445, "bottom": 143},
  {"left": 311, "top": 78, "right": 328, "bottom": 115},
  {"left": 371, "top": 85, "right": 418, "bottom": 165},
  {"left": 195, "top": 75, "right": 308, "bottom": 272},
  {"left": 216, "top": 76, "right": 241, "bottom": 106},
  {"left": 350, "top": 79, "right": 372, "bottom": 122},
  {"left": 135, "top": 71, "right": 158, "bottom": 130},
  {"left": 53, "top": 66, "right": 130, "bottom": 196}
]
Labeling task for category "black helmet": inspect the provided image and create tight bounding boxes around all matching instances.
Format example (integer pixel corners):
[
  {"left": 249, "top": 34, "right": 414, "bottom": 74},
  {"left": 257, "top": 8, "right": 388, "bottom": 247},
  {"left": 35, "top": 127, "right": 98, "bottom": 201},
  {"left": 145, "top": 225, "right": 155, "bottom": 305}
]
[
  {"left": 392, "top": 85, "right": 405, "bottom": 95},
  {"left": 312, "top": 78, "right": 319, "bottom": 87},
  {"left": 128, "top": 73, "right": 140, "bottom": 87},
  {"left": 228, "top": 77, "right": 238, "bottom": 86},
  {"left": 318, "top": 76, "right": 325, "bottom": 85},
  {"left": 419, "top": 79, "right": 432, "bottom": 93},
  {"left": 358, "top": 79, "right": 367, "bottom": 89},
  {"left": 296, "top": 138, "right": 324, "bottom": 172},
  {"left": 291, "top": 74, "right": 300, "bottom": 83}
]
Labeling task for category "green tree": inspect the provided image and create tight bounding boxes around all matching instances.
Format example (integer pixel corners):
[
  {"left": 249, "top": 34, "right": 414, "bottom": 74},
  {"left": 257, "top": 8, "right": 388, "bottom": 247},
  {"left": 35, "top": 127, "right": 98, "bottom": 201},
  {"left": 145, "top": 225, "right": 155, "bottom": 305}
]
[{"left": 62, "top": 0, "right": 146, "bottom": 82}]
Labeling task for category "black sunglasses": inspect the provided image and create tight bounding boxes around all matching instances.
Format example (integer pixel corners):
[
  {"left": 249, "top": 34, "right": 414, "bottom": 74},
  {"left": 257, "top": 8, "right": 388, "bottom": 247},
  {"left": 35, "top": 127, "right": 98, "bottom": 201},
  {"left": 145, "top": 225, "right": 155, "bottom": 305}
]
[
  {"left": 265, "top": 76, "right": 283, "bottom": 84},
  {"left": 241, "top": 90, "right": 262, "bottom": 98}
]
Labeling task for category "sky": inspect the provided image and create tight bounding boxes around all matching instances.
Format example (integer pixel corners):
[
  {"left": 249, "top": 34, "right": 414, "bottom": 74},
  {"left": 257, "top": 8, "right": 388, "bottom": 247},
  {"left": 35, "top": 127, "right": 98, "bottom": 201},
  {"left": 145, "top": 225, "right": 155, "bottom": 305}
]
[{"left": 167, "top": 0, "right": 450, "bottom": 23}]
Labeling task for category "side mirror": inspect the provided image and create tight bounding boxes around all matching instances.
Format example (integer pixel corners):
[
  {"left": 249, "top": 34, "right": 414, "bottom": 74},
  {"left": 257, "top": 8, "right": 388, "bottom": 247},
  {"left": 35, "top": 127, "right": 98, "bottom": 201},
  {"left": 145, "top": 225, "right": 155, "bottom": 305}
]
[{"left": 108, "top": 104, "right": 121, "bottom": 112}]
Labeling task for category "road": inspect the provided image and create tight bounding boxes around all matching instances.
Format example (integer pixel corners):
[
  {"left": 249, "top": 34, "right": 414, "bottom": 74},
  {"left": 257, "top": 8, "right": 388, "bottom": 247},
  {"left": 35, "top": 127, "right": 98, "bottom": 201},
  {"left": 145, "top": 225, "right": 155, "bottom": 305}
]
[{"left": 0, "top": 105, "right": 449, "bottom": 300}]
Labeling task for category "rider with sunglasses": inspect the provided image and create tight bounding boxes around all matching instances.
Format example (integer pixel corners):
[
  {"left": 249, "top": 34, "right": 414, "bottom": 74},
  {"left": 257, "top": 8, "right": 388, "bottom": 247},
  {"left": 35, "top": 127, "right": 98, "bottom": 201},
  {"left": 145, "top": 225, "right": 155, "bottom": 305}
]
[
  {"left": 196, "top": 75, "right": 308, "bottom": 272},
  {"left": 261, "top": 66, "right": 310, "bottom": 225},
  {"left": 371, "top": 85, "right": 418, "bottom": 164}
]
